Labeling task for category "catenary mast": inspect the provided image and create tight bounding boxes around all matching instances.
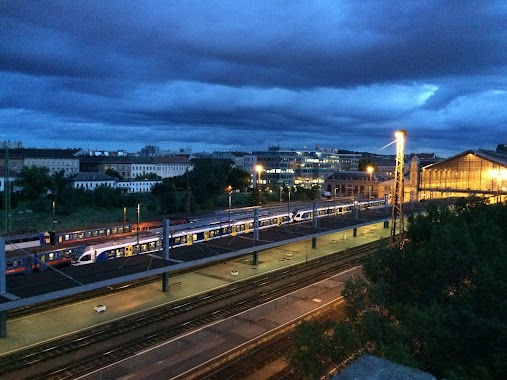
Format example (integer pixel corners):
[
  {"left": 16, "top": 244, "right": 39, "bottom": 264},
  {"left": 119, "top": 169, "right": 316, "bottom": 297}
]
[
  {"left": 390, "top": 130, "right": 406, "bottom": 245},
  {"left": 3, "top": 144, "right": 10, "bottom": 234}
]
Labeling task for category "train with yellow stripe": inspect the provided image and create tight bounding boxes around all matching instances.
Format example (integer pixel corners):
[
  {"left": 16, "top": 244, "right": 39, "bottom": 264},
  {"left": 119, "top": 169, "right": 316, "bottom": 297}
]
[
  {"left": 71, "top": 213, "right": 292, "bottom": 265},
  {"left": 5, "top": 199, "right": 385, "bottom": 270}
]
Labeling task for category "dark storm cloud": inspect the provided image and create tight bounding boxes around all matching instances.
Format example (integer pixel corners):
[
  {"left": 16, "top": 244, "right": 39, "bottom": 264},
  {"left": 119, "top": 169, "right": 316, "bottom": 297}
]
[{"left": 1, "top": 0, "right": 506, "bottom": 156}]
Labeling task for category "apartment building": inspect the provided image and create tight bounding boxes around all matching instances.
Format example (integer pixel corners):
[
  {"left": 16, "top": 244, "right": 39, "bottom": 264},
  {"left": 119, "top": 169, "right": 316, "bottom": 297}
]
[{"left": 7, "top": 148, "right": 80, "bottom": 176}]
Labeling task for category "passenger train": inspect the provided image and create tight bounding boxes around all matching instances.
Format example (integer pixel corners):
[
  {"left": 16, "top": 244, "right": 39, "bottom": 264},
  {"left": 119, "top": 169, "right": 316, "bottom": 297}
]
[
  {"left": 5, "top": 247, "right": 75, "bottom": 275},
  {"left": 293, "top": 198, "right": 385, "bottom": 221},
  {"left": 4, "top": 199, "right": 385, "bottom": 274},
  {"left": 3, "top": 218, "right": 190, "bottom": 252},
  {"left": 71, "top": 213, "right": 293, "bottom": 265}
]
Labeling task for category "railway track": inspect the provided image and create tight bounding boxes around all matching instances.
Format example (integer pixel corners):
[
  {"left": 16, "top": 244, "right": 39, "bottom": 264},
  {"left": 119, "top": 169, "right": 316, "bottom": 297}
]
[
  {"left": 200, "top": 290, "right": 349, "bottom": 380},
  {"left": 0, "top": 239, "right": 387, "bottom": 380}
]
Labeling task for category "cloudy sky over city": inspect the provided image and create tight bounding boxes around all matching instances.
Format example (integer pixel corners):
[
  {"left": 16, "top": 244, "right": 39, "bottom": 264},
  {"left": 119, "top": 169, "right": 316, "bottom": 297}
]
[{"left": 1, "top": 1, "right": 506, "bottom": 157}]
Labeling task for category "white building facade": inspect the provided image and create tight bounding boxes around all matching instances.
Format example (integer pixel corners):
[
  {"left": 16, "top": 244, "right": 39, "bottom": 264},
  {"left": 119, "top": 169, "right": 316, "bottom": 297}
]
[{"left": 116, "top": 179, "right": 162, "bottom": 193}]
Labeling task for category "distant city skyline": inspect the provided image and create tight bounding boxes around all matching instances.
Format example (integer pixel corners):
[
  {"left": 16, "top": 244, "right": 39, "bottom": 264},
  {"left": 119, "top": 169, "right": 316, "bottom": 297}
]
[{"left": 1, "top": 1, "right": 506, "bottom": 158}]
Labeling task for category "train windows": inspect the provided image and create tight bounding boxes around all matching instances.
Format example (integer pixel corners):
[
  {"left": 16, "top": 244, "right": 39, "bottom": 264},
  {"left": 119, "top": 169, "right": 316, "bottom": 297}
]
[
  {"left": 48, "top": 253, "right": 54, "bottom": 261},
  {"left": 175, "top": 236, "right": 186, "bottom": 244},
  {"left": 116, "top": 248, "right": 124, "bottom": 258},
  {"left": 7, "top": 260, "right": 19, "bottom": 268}
]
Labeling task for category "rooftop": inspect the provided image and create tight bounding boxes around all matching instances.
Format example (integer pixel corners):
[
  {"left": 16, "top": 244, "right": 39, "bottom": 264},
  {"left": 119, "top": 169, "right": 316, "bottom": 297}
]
[{"left": 333, "top": 355, "right": 436, "bottom": 380}]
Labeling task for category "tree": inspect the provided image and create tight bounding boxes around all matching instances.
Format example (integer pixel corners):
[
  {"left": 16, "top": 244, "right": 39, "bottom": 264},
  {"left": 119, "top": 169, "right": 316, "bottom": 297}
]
[
  {"left": 153, "top": 181, "right": 178, "bottom": 213},
  {"left": 287, "top": 197, "right": 507, "bottom": 379},
  {"left": 105, "top": 168, "right": 123, "bottom": 180},
  {"left": 94, "top": 186, "right": 123, "bottom": 208},
  {"left": 136, "top": 172, "right": 161, "bottom": 180},
  {"left": 188, "top": 158, "right": 234, "bottom": 205},
  {"left": 15, "top": 166, "right": 52, "bottom": 200},
  {"left": 226, "top": 167, "right": 251, "bottom": 191},
  {"left": 50, "top": 170, "right": 68, "bottom": 202}
]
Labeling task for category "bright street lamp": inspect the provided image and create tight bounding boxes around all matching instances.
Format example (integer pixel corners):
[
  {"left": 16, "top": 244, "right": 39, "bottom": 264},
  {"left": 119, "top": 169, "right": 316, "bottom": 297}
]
[
  {"left": 367, "top": 166, "right": 374, "bottom": 199},
  {"left": 255, "top": 165, "right": 263, "bottom": 188},
  {"left": 255, "top": 165, "right": 263, "bottom": 205},
  {"left": 226, "top": 185, "right": 233, "bottom": 232}
]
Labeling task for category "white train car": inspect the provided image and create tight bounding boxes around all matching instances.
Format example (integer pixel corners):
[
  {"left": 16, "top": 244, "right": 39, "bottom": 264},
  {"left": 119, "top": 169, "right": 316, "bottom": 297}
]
[{"left": 72, "top": 212, "right": 294, "bottom": 265}]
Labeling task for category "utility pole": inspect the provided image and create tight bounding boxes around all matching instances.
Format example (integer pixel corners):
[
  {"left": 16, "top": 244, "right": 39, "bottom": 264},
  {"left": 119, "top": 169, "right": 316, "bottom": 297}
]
[
  {"left": 185, "top": 168, "right": 190, "bottom": 215},
  {"left": 3, "top": 145, "right": 11, "bottom": 234},
  {"left": 390, "top": 130, "right": 406, "bottom": 246}
]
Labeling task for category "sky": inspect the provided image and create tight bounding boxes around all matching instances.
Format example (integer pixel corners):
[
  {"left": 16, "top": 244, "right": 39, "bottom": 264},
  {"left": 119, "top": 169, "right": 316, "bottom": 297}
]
[{"left": 1, "top": 1, "right": 506, "bottom": 157}]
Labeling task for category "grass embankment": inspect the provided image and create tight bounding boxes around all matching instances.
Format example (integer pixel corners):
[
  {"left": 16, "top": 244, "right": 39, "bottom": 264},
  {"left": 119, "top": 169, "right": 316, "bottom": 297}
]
[
  {"left": 8, "top": 206, "right": 164, "bottom": 233},
  {"left": 4, "top": 192, "right": 254, "bottom": 234}
]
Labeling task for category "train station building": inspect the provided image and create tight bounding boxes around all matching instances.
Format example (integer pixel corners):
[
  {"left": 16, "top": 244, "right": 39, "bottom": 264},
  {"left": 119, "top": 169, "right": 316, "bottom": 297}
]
[
  {"left": 412, "top": 146, "right": 507, "bottom": 203},
  {"left": 324, "top": 144, "right": 507, "bottom": 204}
]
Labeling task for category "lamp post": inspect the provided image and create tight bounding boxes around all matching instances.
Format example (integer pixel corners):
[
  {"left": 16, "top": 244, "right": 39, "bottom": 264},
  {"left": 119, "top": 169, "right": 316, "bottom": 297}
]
[
  {"left": 136, "top": 203, "right": 141, "bottom": 245},
  {"left": 334, "top": 187, "right": 338, "bottom": 215},
  {"left": 354, "top": 200, "right": 358, "bottom": 220},
  {"left": 226, "top": 185, "right": 232, "bottom": 233},
  {"left": 255, "top": 164, "right": 263, "bottom": 205},
  {"left": 288, "top": 187, "right": 291, "bottom": 218},
  {"left": 367, "top": 166, "right": 374, "bottom": 199},
  {"left": 52, "top": 201, "right": 56, "bottom": 232}
]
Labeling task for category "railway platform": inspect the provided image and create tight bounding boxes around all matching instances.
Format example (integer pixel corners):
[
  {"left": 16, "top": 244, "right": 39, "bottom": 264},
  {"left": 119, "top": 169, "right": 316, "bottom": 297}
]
[{"left": 0, "top": 220, "right": 390, "bottom": 357}]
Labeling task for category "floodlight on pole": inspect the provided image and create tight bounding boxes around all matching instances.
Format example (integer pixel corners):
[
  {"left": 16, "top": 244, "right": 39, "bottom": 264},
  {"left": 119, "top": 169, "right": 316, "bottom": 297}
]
[
  {"left": 390, "top": 130, "right": 407, "bottom": 246},
  {"left": 367, "top": 166, "right": 374, "bottom": 199},
  {"left": 255, "top": 164, "right": 263, "bottom": 205}
]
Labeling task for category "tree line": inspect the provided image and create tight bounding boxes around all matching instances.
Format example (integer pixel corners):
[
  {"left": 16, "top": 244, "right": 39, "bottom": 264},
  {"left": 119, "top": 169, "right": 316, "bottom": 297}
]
[{"left": 2, "top": 158, "right": 321, "bottom": 217}]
